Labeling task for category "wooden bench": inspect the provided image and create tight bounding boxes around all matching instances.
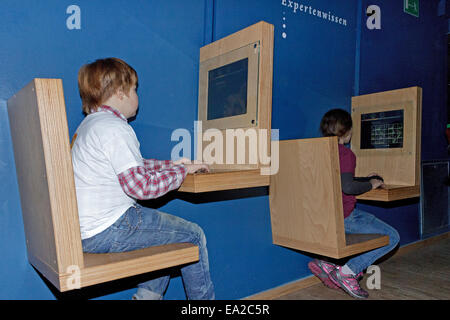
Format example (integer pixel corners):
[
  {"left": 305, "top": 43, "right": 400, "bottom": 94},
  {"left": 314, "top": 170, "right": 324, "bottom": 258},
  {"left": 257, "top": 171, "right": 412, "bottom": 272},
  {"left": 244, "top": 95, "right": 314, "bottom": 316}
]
[
  {"left": 269, "top": 137, "right": 389, "bottom": 259},
  {"left": 7, "top": 78, "right": 199, "bottom": 292}
]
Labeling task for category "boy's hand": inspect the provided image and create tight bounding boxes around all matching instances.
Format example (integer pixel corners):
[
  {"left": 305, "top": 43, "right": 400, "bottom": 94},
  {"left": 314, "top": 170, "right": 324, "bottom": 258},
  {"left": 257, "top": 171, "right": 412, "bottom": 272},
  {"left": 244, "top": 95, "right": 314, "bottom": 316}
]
[
  {"left": 184, "top": 163, "right": 210, "bottom": 174},
  {"left": 173, "top": 157, "right": 191, "bottom": 165}
]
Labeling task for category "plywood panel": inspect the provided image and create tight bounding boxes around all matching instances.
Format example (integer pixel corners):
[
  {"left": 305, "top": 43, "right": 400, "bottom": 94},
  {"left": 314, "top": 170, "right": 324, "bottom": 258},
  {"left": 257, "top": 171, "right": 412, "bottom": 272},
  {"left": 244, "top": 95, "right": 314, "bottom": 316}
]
[
  {"left": 197, "top": 21, "right": 273, "bottom": 172},
  {"left": 269, "top": 137, "right": 346, "bottom": 253},
  {"left": 342, "top": 234, "right": 389, "bottom": 257},
  {"left": 8, "top": 79, "right": 83, "bottom": 278},
  {"left": 70, "top": 243, "right": 198, "bottom": 292},
  {"left": 356, "top": 185, "right": 420, "bottom": 201},
  {"left": 178, "top": 169, "right": 269, "bottom": 193}
]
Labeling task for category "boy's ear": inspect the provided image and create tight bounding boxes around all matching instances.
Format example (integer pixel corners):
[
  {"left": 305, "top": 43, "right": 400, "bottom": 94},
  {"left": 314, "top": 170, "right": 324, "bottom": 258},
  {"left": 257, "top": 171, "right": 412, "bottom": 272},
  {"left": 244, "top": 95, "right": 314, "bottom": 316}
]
[{"left": 116, "top": 88, "right": 125, "bottom": 100}]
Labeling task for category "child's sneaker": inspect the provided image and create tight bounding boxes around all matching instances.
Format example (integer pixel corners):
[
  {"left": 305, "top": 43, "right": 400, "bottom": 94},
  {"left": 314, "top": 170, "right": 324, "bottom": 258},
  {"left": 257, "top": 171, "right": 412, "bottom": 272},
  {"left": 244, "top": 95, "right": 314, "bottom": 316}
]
[
  {"left": 308, "top": 259, "right": 340, "bottom": 290},
  {"left": 330, "top": 267, "right": 369, "bottom": 299}
]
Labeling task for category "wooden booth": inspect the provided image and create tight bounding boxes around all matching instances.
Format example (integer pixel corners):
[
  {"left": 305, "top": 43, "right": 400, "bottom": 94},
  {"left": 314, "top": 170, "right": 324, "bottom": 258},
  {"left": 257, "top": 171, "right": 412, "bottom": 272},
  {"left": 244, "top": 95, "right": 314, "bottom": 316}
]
[
  {"left": 351, "top": 86, "right": 422, "bottom": 201},
  {"left": 179, "top": 21, "right": 274, "bottom": 193},
  {"left": 8, "top": 79, "right": 199, "bottom": 292},
  {"left": 269, "top": 86, "right": 422, "bottom": 258},
  {"left": 269, "top": 137, "right": 389, "bottom": 259}
]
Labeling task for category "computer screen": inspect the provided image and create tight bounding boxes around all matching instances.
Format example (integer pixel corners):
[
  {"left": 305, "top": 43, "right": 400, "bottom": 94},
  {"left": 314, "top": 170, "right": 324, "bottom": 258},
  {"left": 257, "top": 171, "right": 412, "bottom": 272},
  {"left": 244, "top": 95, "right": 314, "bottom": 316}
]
[
  {"left": 207, "top": 58, "right": 248, "bottom": 120},
  {"left": 198, "top": 41, "right": 260, "bottom": 130},
  {"left": 360, "top": 109, "right": 404, "bottom": 149}
]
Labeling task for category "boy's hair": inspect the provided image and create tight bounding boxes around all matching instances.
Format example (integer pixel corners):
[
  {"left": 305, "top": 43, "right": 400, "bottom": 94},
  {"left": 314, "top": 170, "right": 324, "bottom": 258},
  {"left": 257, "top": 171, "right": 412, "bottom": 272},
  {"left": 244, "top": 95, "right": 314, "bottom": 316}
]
[
  {"left": 78, "top": 57, "right": 138, "bottom": 114},
  {"left": 320, "top": 108, "right": 352, "bottom": 137}
]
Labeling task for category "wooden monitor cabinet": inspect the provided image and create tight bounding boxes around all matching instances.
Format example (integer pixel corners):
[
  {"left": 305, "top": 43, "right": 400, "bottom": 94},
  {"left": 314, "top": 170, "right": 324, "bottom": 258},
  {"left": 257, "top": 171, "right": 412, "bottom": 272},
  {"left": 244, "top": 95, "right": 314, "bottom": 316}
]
[
  {"left": 351, "top": 86, "right": 422, "bottom": 201},
  {"left": 179, "top": 21, "right": 274, "bottom": 193}
]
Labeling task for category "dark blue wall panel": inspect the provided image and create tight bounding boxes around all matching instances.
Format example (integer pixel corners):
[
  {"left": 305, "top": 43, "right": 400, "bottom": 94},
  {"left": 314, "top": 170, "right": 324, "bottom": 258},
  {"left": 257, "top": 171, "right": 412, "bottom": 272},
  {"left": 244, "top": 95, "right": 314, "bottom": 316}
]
[
  {"left": 359, "top": 0, "right": 448, "bottom": 160},
  {"left": 357, "top": 0, "right": 447, "bottom": 248}
]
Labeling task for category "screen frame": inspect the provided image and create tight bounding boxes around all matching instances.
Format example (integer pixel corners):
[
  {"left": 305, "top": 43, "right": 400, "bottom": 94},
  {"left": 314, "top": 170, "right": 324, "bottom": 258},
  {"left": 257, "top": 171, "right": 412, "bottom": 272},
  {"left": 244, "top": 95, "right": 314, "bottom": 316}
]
[
  {"left": 360, "top": 109, "right": 405, "bottom": 150},
  {"left": 352, "top": 101, "right": 414, "bottom": 158},
  {"left": 198, "top": 41, "right": 260, "bottom": 130}
]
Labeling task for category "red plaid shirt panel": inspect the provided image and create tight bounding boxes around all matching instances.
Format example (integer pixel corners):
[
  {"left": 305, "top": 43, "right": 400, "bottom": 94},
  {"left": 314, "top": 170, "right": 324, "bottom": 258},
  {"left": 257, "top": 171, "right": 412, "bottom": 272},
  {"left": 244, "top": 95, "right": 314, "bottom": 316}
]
[
  {"left": 143, "top": 158, "right": 173, "bottom": 171},
  {"left": 92, "top": 105, "right": 185, "bottom": 200},
  {"left": 118, "top": 161, "right": 187, "bottom": 200}
]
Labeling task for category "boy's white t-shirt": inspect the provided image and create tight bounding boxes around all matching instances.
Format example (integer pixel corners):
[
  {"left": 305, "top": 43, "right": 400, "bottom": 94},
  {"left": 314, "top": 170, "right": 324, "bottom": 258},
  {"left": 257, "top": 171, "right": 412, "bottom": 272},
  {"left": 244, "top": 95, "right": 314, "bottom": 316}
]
[{"left": 71, "top": 111, "right": 143, "bottom": 239}]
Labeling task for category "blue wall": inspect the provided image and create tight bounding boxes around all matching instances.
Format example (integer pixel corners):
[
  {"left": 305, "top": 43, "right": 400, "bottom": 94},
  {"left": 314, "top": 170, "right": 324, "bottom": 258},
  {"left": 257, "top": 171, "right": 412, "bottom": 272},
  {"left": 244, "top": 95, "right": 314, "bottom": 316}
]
[
  {"left": 0, "top": 0, "right": 447, "bottom": 300},
  {"left": 359, "top": 0, "right": 448, "bottom": 160},
  {"left": 356, "top": 0, "right": 448, "bottom": 245}
]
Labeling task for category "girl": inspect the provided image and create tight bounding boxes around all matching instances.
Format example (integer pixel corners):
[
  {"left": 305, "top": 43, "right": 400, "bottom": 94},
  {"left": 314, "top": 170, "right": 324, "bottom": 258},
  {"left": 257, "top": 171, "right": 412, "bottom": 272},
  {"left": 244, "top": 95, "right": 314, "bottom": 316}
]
[{"left": 308, "top": 108, "right": 400, "bottom": 299}]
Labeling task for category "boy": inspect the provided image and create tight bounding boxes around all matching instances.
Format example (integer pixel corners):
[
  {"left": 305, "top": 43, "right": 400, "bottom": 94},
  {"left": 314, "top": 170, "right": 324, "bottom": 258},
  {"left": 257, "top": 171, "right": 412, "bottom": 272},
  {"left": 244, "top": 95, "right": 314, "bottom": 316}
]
[{"left": 71, "top": 57, "right": 214, "bottom": 300}]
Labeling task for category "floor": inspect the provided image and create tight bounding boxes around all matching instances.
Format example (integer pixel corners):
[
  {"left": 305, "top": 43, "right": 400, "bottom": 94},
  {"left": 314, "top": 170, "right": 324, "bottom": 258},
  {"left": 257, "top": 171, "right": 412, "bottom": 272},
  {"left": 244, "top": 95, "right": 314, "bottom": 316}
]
[{"left": 276, "top": 237, "right": 450, "bottom": 300}]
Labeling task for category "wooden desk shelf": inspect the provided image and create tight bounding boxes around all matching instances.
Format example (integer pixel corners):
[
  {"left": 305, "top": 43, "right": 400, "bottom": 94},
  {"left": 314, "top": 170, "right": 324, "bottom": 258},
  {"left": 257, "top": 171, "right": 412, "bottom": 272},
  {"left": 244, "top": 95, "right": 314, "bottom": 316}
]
[
  {"left": 178, "top": 169, "right": 270, "bottom": 193},
  {"left": 8, "top": 78, "right": 199, "bottom": 292},
  {"left": 356, "top": 185, "right": 420, "bottom": 202}
]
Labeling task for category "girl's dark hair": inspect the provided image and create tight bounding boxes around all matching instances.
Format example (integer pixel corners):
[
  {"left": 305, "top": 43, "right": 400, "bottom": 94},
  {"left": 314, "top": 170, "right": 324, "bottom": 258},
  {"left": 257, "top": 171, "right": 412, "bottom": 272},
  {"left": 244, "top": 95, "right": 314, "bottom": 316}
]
[{"left": 320, "top": 108, "right": 352, "bottom": 137}]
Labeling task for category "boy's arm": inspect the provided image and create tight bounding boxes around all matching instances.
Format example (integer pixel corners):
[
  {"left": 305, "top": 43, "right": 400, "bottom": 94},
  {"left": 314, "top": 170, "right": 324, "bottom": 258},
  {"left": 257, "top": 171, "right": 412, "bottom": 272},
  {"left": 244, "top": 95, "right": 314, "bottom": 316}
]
[
  {"left": 142, "top": 158, "right": 173, "bottom": 171},
  {"left": 117, "top": 164, "right": 187, "bottom": 200},
  {"left": 143, "top": 157, "right": 191, "bottom": 171}
]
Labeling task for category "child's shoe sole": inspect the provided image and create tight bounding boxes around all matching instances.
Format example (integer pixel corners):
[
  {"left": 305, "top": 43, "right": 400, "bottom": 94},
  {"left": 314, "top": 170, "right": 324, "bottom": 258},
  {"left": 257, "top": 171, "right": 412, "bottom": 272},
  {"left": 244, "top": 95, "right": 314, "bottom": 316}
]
[{"left": 308, "top": 259, "right": 340, "bottom": 290}]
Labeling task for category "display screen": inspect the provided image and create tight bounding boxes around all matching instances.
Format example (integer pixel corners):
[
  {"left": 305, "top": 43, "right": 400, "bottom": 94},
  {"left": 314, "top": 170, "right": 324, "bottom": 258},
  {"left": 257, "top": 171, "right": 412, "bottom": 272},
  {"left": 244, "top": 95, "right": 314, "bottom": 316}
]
[
  {"left": 207, "top": 58, "right": 248, "bottom": 120},
  {"left": 360, "top": 109, "right": 404, "bottom": 149}
]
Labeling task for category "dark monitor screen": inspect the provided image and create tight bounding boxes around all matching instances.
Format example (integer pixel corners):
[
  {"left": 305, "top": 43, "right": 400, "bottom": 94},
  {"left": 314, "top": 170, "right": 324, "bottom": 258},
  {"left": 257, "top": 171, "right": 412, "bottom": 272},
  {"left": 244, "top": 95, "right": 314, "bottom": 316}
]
[
  {"left": 360, "top": 109, "right": 404, "bottom": 149},
  {"left": 207, "top": 58, "right": 248, "bottom": 120}
]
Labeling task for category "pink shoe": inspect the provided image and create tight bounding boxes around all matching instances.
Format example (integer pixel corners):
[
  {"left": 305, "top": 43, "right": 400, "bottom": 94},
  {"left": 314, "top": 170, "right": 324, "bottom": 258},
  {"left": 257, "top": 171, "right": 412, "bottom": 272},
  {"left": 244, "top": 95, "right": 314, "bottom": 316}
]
[
  {"left": 308, "top": 259, "right": 340, "bottom": 290},
  {"left": 330, "top": 267, "right": 368, "bottom": 299}
]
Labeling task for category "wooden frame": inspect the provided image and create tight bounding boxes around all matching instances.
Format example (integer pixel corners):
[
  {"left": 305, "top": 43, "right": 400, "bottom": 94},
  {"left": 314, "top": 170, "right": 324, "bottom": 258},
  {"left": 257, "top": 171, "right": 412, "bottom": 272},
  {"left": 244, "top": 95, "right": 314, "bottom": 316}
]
[
  {"left": 198, "top": 41, "right": 260, "bottom": 130},
  {"left": 351, "top": 87, "right": 422, "bottom": 201},
  {"left": 180, "top": 21, "right": 274, "bottom": 193},
  {"left": 178, "top": 169, "right": 269, "bottom": 193},
  {"left": 269, "top": 137, "right": 389, "bottom": 259},
  {"left": 8, "top": 79, "right": 199, "bottom": 292}
]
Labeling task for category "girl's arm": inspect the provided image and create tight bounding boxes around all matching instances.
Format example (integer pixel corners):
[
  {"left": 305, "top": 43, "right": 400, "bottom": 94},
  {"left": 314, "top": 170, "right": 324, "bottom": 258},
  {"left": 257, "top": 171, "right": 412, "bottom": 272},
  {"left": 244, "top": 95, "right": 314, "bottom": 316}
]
[{"left": 341, "top": 172, "right": 372, "bottom": 195}]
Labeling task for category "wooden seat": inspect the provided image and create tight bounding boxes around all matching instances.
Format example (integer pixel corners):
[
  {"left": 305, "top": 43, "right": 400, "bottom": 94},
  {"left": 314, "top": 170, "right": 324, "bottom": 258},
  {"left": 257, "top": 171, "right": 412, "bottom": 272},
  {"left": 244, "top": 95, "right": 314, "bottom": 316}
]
[
  {"left": 7, "top": 78, "right": 199, "bottom": 292},
  {"left": 269, "top": 137, "right": 389, "bottom": 259}
]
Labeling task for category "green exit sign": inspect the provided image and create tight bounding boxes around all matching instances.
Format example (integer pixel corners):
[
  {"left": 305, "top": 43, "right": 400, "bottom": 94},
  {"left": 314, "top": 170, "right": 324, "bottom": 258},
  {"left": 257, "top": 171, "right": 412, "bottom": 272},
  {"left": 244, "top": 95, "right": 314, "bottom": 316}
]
[{"left": 404, "top": 0, "right": 419, "bottom": 17}]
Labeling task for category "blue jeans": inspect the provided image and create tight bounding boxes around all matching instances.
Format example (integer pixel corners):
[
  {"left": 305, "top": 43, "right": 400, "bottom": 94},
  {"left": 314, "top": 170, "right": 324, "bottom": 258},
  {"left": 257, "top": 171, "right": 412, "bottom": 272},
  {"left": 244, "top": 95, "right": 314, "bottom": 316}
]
[
  {"left": 82, "top": 204, "right": 215, "bottom": 300},
  {"left": 344, "top": 208, "right": 400, "bottom": 274}
]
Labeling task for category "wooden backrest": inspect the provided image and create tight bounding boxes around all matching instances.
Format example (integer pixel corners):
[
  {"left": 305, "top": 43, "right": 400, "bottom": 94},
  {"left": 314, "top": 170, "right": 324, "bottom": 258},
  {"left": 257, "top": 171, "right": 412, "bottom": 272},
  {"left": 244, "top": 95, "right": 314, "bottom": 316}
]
[
  {"left": 269, "top": 137, "right": 346, "bottom": 256},
  {"left": 8, "top": 79, "right": 84, "bottom": 276}
]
